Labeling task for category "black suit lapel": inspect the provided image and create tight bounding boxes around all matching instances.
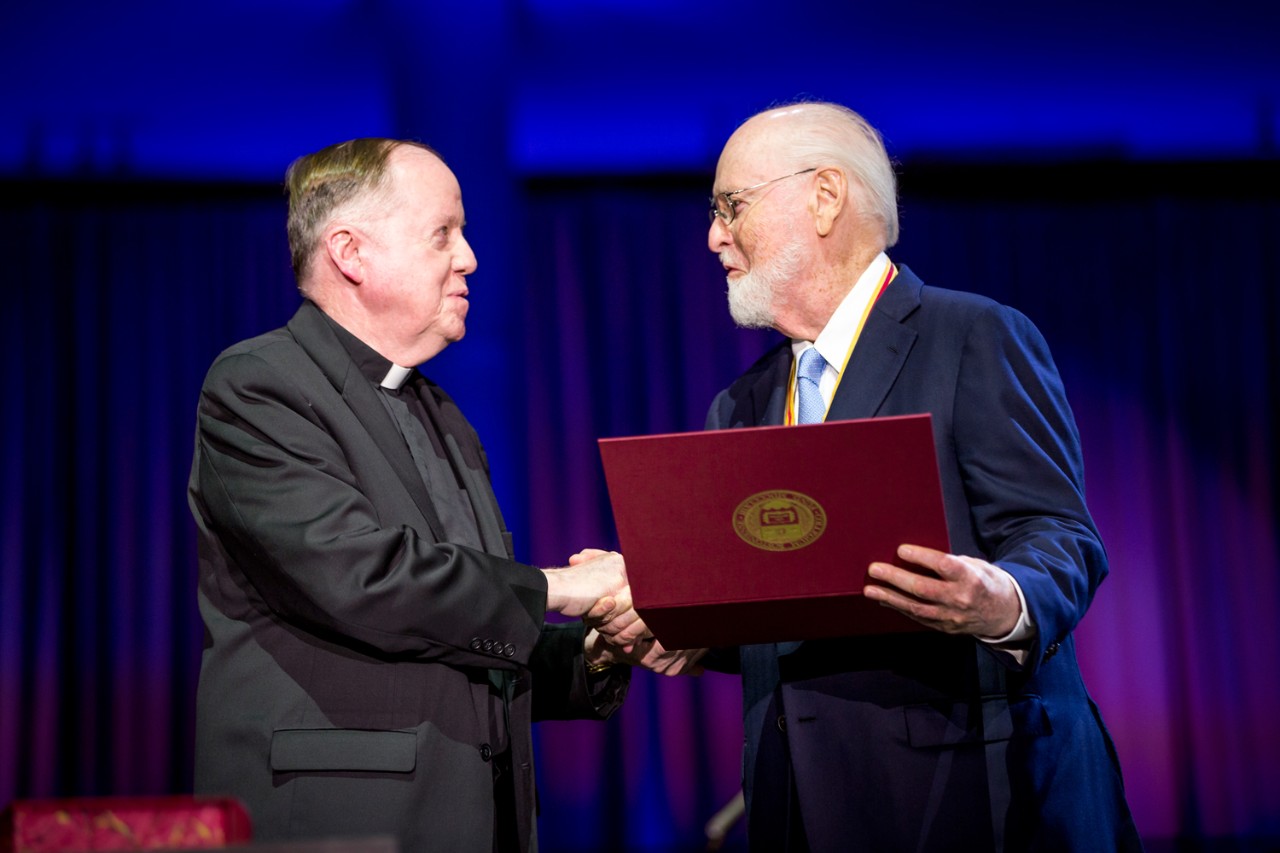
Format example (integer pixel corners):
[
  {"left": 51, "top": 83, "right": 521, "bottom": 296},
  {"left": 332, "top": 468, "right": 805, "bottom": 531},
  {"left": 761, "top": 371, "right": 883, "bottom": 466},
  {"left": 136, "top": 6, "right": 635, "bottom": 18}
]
[
  {"left": 827, "top": 267, "right": 922, "bottom": 422},
  {"left": 416, "top": 380, "right": 514, "bottom": 559},
  {"left": 286, "top": 302, "right": 449, "bottom": 543},
  {"left": 342, "top": 376, "right": 451, "bottom": 545}
]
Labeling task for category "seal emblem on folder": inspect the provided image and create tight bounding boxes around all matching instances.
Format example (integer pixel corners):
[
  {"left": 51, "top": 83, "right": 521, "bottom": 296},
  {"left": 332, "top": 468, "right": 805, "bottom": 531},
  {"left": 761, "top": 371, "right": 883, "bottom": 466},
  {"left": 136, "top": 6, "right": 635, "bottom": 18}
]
[{"left": 733, "top": 490, "right": 827, "bottom": 551}]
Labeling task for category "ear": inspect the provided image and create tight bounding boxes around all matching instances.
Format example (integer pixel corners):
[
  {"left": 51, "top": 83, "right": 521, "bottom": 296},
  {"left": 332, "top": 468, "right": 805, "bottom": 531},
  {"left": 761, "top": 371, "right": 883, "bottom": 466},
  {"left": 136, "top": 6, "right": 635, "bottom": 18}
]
[
  {"left": 324, "top": 225, "right": 365, "bottom": 284},
  {"left": 812, "top": 168, "right": 846, "bottom": 237}
]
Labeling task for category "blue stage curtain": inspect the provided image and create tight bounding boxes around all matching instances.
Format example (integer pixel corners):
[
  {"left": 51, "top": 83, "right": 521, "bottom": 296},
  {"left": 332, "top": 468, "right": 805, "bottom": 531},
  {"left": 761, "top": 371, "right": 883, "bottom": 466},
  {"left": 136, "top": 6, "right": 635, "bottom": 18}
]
[
  {"left": 2, "top": 166, "right": 1278, "bottom": 852},
  {"left": 1, "top": 184, "right": 297, "bottom": 800}
]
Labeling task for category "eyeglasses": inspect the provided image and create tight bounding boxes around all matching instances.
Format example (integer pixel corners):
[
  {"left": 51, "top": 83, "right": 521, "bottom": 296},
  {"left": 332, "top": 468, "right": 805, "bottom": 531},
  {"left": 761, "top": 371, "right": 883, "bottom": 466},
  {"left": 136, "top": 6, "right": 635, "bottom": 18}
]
[{"left": 709, "top": 168, "right": 816, "bottom": 225}]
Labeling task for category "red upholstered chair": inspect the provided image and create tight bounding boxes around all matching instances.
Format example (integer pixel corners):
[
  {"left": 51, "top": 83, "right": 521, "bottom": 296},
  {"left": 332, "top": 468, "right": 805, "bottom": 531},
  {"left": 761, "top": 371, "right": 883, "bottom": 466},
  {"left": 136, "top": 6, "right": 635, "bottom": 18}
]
[{"left": 0, "top": 796, "right": 251, "bottom": 851}]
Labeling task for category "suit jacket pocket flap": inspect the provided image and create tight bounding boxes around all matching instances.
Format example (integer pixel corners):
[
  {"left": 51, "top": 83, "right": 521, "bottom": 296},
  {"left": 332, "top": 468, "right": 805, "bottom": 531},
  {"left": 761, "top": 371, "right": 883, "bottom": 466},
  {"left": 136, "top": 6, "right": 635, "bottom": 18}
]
[
  {"left": 271, "top": 729, "right": 416, "bottom": 773},
  {"left": 904, "top": 695, "right": 1050, "bottom": 747}
]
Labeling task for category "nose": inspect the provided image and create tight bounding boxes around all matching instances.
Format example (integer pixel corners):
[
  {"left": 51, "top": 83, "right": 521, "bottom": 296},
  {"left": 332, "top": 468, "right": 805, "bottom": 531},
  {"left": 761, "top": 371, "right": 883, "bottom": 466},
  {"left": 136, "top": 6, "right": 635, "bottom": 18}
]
[
  {"left": 708, "top": 215, "right": 732, "bottom": 254},
  {"left": 456, "top": 234, "right": 478, "bottom": 275}
]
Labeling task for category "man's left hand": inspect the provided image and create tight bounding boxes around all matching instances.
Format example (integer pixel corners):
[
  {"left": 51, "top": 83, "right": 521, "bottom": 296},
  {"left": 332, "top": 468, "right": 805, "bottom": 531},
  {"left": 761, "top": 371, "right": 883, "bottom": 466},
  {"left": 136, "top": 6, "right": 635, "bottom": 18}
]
[{"left": 864, "top": 544, "right": 1020, "bottom": 638}]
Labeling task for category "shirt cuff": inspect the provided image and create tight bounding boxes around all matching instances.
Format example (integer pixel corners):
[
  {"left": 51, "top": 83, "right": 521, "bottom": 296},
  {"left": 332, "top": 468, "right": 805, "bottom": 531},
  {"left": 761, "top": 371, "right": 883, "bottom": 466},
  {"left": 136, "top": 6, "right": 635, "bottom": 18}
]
[{"left": 977, "top": 571, "right": 1035, "bottom": 654}]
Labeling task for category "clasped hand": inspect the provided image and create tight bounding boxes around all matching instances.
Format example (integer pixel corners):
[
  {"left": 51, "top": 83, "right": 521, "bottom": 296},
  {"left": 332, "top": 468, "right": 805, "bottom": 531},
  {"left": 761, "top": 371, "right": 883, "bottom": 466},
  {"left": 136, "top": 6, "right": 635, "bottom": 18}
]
[
  {"left": 566, "top": 548, "right": 706, "bottom": 677},
  {"left": 541, "top": 548, "right": 628, "bottom": 618}
]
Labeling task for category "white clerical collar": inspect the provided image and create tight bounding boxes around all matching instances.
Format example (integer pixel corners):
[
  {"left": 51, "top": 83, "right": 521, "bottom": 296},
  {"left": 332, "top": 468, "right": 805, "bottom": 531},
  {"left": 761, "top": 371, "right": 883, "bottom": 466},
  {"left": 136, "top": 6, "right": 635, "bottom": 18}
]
[{"left": 380, "top": 363, "right": 414, "bottom": 391}]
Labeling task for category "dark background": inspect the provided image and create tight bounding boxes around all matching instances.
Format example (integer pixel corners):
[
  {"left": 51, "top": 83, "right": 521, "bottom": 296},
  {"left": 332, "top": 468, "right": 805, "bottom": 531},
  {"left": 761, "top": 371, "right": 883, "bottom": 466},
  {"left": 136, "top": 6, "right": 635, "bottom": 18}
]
[{"left": 3, "top": 1, "right": 1279, "bottom": 850}]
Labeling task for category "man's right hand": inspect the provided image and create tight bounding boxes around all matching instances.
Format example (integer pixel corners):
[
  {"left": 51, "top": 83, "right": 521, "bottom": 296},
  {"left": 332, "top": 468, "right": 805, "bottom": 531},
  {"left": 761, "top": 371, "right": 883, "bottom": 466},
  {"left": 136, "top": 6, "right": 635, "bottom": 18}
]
[{"left": 542, "top": 550, "right": 627, "bottom": 618}]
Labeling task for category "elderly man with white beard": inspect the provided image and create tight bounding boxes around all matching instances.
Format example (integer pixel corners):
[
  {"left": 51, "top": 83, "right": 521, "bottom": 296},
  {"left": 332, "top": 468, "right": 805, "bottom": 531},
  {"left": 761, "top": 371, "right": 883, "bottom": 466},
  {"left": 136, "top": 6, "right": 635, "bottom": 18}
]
[
  {"left": 694, "top": 102, "right": 1142, "bottom": 852},
  {"left": 711, "top": 99, "right": 1141, "bottom": 850}
]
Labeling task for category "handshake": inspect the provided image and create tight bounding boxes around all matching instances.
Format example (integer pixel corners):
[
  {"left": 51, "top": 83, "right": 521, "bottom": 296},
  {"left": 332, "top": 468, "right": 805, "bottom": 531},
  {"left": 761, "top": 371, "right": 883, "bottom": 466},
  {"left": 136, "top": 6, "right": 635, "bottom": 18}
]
[{"left": 542, "top": 548, "right": 705, "bottom": 676}]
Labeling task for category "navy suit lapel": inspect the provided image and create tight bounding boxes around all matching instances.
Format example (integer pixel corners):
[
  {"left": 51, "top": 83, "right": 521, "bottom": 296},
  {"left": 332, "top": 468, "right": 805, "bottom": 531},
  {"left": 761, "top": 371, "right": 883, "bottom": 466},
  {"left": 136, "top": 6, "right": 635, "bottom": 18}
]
[
  {"left": 749, "top": 344, "right": 792, "bottom": 427},
  {"left": 826, "top": 267, "right": 922, "bottom": 421},
  {"left": 286, "top": 303, "right": 449, "bottom": 543}
]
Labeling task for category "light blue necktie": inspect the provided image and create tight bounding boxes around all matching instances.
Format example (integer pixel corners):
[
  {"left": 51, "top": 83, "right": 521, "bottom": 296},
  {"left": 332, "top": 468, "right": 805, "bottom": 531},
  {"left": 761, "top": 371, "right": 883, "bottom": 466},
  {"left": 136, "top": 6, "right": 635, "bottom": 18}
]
[
  {"left": 778, "top": 346, "right": 828, "bottom": 657},
  {"left": 796, "top": 347, "right": 827, "bottom": 424}
]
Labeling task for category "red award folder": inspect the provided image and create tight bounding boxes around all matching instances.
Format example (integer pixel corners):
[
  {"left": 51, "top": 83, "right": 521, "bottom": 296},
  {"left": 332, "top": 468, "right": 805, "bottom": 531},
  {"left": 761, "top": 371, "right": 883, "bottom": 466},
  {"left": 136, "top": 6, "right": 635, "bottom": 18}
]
[{"left": 598, "top": 414, "right": 951, "bottom": 649}]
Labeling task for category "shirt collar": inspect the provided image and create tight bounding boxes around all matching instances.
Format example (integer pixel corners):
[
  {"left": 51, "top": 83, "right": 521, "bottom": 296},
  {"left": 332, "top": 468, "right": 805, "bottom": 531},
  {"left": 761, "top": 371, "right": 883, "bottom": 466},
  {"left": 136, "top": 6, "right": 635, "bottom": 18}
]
[
  {"left": 790, "top": 251, "right": 892, "bottom": 373},
  {"left": 379, "top": 364, "right": 414, "bottom": 390},
  {"left": 315, "top": 302, "right": 415, "bottom": 391}
]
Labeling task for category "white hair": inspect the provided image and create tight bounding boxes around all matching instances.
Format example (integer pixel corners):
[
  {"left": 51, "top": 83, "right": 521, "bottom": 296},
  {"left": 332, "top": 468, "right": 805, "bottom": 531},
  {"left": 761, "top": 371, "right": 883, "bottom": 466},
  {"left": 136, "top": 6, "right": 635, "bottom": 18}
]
[{"left": 763, "top": 101, "right": 900, "bottom": 247}]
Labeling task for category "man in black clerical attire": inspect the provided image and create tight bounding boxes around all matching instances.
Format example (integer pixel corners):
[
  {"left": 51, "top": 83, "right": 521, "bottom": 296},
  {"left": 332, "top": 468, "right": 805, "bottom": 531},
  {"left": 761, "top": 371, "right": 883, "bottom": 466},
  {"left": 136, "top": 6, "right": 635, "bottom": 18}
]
[{"left": 188, "top": 139, "right": 633, "bottom": 852}]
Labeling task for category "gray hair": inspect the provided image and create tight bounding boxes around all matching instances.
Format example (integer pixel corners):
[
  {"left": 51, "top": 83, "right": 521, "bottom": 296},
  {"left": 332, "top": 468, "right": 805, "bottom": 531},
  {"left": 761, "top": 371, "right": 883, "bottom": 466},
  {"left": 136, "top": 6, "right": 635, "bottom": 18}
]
[
  {"left": 285, "top": 138, "right": 438, "bottom": 287},
  {"left": 763, "top": 101, "right": 900, "bottom": 247}
]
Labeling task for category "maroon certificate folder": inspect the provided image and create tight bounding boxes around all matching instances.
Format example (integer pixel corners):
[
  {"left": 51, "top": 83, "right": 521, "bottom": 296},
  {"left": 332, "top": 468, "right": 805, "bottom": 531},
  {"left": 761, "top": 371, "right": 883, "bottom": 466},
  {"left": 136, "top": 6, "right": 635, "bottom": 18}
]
[{"left": 598, "top": 414, "right": 951, "bottom": 649}]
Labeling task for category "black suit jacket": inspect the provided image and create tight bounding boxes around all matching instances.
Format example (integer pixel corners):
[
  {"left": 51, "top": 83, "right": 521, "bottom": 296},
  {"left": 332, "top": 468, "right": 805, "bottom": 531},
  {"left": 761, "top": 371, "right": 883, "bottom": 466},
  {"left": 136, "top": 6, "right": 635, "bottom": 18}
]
[
  {"left": 706, "top": 267, "right": 1141, "bottom": 852},
  {"left": 189, "top": 301, "right": 625, "bottom": 851}
]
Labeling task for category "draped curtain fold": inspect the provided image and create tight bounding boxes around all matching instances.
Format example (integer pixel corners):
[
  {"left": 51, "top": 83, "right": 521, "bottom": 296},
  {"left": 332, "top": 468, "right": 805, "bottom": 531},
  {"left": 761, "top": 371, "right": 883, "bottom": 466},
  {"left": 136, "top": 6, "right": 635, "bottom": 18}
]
[{"left": 2, "top": 169, "right": 1277, "bottom": 851}]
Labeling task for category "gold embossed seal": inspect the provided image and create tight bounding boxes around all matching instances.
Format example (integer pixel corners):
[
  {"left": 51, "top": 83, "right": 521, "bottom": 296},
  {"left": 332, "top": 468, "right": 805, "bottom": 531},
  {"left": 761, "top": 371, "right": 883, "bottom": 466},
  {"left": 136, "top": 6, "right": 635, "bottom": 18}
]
[{"left": 732, "top": 490, "right": 827, "bottom": 551}]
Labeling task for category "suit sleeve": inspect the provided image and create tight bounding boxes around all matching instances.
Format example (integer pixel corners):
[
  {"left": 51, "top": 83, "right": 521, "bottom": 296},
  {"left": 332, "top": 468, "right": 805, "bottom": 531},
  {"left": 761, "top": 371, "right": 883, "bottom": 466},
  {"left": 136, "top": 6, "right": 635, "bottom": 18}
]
[
  {"left": 705, "top": 387, "right": 733, "bottom": 431},
  {"left": 529, "top": 621, "right": 630, "bottom": 721},
  {"left": 952, "top": 303, "right": 1107, "bottom": 675},
  {"left": 190, "top": 348, "right": 546, "bottom": 670}
]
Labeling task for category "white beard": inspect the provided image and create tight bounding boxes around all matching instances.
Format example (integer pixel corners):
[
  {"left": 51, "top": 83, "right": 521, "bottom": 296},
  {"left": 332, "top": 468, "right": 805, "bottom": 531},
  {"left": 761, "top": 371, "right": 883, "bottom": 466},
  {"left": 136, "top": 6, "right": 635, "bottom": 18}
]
[{"left": 725, "top": 238, "right": 804, "bottom": 330}]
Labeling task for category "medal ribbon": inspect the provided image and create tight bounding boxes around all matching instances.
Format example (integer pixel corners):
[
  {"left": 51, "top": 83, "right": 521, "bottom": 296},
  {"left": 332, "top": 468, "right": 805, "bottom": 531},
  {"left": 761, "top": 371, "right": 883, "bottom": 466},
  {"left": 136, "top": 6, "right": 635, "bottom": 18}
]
[{"left": 785, "top": 262, "right": 898, "bottom": 426}]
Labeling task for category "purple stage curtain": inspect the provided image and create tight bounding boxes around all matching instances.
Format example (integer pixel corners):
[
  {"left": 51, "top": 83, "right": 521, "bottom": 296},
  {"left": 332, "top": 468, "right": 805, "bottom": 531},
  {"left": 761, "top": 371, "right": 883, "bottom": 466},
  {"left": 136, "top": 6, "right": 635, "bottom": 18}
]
[
  {"left": 2, "top": 165, "right": 1278, "bottom": 852},
  {"left": 517, "top": 168, "right": 1280, "bottom": 852}
]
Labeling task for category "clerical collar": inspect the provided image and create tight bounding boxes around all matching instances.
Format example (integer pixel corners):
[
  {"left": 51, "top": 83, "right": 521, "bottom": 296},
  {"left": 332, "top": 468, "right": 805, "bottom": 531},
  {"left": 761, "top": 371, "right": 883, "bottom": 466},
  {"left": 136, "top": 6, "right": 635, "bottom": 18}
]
[
  {"left": 314, "top": 302, "right": 416, "bottom": 391},
  {"left": 380, "top": 364, "right": 413, "bottom": 391}
]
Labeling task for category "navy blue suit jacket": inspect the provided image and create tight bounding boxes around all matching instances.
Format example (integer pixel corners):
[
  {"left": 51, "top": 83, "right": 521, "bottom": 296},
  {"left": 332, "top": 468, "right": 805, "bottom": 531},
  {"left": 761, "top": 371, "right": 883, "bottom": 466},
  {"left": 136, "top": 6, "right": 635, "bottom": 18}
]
[{"left": 705, "top": 266, "right": 1141, "bottom": 852}]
